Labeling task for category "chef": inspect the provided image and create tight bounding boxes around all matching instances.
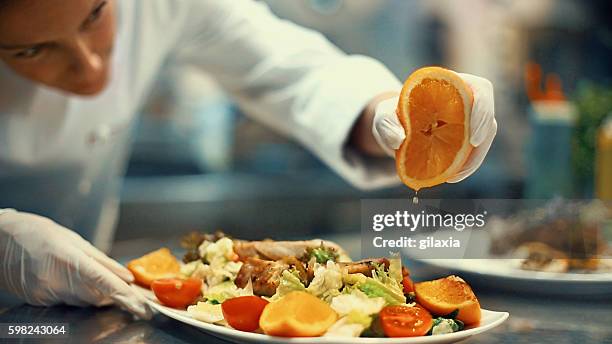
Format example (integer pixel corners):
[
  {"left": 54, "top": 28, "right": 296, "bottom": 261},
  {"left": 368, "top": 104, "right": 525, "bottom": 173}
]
[{"left": 0, "top": 0, "right": 497, "bottom": 318}]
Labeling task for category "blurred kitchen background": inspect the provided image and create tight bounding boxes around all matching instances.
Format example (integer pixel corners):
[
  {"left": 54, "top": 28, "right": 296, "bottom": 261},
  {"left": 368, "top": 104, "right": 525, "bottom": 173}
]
[{"left": 113, "top": 0, "right": 612, "bottom": 245}]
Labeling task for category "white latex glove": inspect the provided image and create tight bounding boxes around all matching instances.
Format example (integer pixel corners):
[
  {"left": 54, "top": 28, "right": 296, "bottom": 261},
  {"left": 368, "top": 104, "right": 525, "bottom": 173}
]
[
  {"left": 0, "top": 210, "right": 151, "bottom": 319},
  {"left": 372, "top": 72, "right": 497, "bottom": 183}
]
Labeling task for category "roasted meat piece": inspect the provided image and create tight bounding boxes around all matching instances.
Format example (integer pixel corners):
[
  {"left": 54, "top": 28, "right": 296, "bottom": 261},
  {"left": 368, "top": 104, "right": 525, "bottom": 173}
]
[
  {"left": 281, "top": 256, "right": 308, "bottom": 284},
  {"left": 180, "top": 231, "right": 351, "bottom": 264},
  {"left": 236, "top": 255, "right": 397, "bottom": 297},
  {"left": 234, "top": 257, "right": 289, "bottom": 297},
  {"left": 339, "top": 258, "right": 390, "bottom": 277},
  {"left": 233, "top": 239, "right": 349, "bottom": 262}
]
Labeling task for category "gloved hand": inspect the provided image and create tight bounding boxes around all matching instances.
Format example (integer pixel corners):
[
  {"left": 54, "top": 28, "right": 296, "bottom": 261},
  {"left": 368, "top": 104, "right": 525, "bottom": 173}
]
[
  {"left": 0, "top": 210, "right": 151, "bottom": 319},
  {"left": 372, "top": 72, "right": 497, "bottom": 183}
]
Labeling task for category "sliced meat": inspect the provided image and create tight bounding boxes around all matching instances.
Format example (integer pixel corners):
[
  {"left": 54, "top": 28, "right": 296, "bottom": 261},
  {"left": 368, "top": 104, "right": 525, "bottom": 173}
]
[
  {"left": 232, "top": 240, "right": 261, "bottom": 259},
  {"left": 233, "top": 239, "right": 350, "bottom": 262},
  {"left": 306, "top": 257, "right": 316, "bottom": 283},
  {"left": 339, "top": 258, "right": 390, "bottom": 277},
  {"left": 281, "top": 256, "right": 308, "bottom": 285},
  {"left": 234, "top": 257, "right": 289, "bottom": 297},
  {"left": 235, "top": 255, "right": 396, "bottom": 296}
]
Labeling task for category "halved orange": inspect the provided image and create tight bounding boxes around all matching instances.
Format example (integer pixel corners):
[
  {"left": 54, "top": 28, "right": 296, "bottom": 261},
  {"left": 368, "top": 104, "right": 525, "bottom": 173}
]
[
  {"left": 396, "top": 67, "right": 473, "bottom": 191},
  {"left": 259, "top": 291, "right": 337, "bottom": 337},
  {"left": 127, "top": 248, "right": 181, "bottom": 288},
  {"left": 414, "top": 275, "right": 481, "bottom": 325}
]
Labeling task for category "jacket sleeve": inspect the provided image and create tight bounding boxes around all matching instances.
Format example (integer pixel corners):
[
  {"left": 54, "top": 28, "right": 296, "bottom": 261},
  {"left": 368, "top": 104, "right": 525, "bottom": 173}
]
[{"left": 174, "top": 0, "right": 402, "bottom": 189}]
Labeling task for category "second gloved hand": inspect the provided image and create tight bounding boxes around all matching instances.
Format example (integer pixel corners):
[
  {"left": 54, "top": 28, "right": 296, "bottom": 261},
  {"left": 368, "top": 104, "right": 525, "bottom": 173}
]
[
  {"left": 0, "top": 210, "right": 151, "bottom": 319},
  {"left": 372, "top": 72, "right": 497, "bottom": 183}
]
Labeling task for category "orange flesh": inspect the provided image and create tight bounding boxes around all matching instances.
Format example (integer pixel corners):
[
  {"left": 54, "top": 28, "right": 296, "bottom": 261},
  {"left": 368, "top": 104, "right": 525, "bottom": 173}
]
[
  {"left": 403, "top": 78, "right": 466, "bottom": 180},
  {"left": 414, "top": 276, "right": 481, "bottom": 325},
  {"left": 127, "top": 248, "right": 181, "bottom": 287},
  {"left": 417, "top": 277, "right": 475, "bottom": 304},
  {"left": 259, "top": 291, "right": 337, "bottom": 337}
]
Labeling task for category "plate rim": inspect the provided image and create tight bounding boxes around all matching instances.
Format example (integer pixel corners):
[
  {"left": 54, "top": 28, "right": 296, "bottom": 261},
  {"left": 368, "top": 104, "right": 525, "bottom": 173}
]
[{"left": 136, "top": 286, "right": 509, "bottom": 343}]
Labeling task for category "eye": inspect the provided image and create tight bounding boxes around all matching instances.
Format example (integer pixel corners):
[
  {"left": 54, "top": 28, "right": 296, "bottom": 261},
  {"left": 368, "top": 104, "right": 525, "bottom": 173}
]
[
  {"left": 84, "top": 1, "right": 107, "bottom": 26},
  {"left": 14, "top": 46, "right": 43, "bottom": 59}
]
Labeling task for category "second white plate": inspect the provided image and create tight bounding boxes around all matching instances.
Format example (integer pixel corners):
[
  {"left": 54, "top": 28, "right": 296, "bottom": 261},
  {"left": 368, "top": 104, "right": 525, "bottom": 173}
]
[{"left": 415, "top": 259, "right": 612, "bottom": 297}]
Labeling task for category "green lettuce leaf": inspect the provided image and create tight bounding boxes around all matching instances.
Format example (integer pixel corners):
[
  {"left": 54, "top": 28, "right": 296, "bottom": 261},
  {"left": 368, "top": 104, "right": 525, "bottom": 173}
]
[
  {"left": 306, "top": 261, "right": 343, "bottom": 302},
  {"left": 357, "top": 278, "right": 405, "bottom": 305},
  {"left": 330, "top": 289, "right": 385, "bottom": 317},
  {"left": 271, "top": 269, "right": 306, "bottom": 300},
  {"left": 204, "top": 280, "right": 252, "bottom": 304},
  {"left": 387, "top": 252, "right": 403, "bottom": 284},
  {"left": 306, "top": 245, "right": 339, "bottom": 264}
]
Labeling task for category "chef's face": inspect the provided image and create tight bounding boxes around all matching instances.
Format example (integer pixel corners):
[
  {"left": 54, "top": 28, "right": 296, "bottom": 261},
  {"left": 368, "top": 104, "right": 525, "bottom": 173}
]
[{"left": 0, "top": 0, "right": 115, "bottom": 96}]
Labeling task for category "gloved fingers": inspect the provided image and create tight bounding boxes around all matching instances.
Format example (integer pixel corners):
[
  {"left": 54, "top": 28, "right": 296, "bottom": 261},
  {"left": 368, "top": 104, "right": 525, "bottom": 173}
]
[
  {"left": 76, "top": 286, "right": 114, "bottom": 307},
  {"left": 77, "top": 254, "right": 152, "bottom": 319},
  {"left": 375, "top": 112, "right": 405, "bottom": 149},
  {"left": 62, "top": 227, "right": 134, "bottom": 283},
  {"left": 447, "top": 119, "right": 497, "bottom": 183},
  {"left": 23, "top": 286, "right": 90, "bottom": 307},
  {"left": 373, "top": 96, "right": 405, "bottom": 156},
  {"left": 82, "top": 244, "right": 134, "bottom": 284},
  {"left": 111, "top": 289, "right": 152, "bottom": 320},
  {"left": 60, "top": 292, "right": 97, "bottom": 307},
  {"left": 35, "top": 249, "right": 113, "bottom": 307},
  {"left": 457, "top": 73, "right": 495, "bottom": 147},
  {"left": 34, "top": 283, "right": 92, "bottom": 307},
  {"left": 57, "top": 298, "right": 90, "bottom": 307},
  {"left": 470, "top": 101, "right": 494, "bottom": 148}
]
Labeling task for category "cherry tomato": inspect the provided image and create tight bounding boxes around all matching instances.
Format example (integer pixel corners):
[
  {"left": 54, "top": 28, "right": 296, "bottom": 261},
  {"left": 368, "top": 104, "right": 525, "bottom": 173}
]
[
  {"left": 221, "top": 296, "right": 269, "bottom": 332},
  {"left": 379, "top": 305, "right": 433, "bottom": 337},
  {"left": 402, "top": 275, "right": 415, "bottom": 294},
  {"left": 151, "top": 278, "right": 202, "bottom": 309}
]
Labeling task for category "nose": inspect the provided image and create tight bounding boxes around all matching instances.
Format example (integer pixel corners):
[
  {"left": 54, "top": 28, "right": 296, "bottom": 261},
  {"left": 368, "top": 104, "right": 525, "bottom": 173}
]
[{"left": 70, "top": 38, "right": 104, "bottom": 77}]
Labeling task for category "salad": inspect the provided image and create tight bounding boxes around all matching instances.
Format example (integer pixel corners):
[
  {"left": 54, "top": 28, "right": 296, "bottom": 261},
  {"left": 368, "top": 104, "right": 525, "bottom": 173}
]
[{"left": 127, "top": 232, "right": 481, "bottom": 338}]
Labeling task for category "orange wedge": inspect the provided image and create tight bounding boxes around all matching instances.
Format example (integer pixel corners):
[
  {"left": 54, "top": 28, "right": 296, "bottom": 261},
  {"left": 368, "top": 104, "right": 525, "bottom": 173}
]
[
  {"left": 127, "top": 248, "right": 181, "bottom": 288},
  {"left": 259, "top": 291, "right": 338, "bottom": 337},
  {"left": 414, "top": 275, "right": 481, "bottom": 325},
  {"left": 396, "top": 66, "right": 473, "bottom": 191}
]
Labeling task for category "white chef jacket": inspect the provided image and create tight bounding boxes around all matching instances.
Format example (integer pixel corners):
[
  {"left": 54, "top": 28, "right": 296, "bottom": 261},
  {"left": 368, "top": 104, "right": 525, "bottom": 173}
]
[{"left": 0, "top": 0, "right": 401, "bottom": 251}]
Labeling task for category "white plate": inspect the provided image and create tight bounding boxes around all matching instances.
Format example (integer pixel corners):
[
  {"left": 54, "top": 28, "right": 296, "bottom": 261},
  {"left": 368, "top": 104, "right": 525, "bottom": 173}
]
[
  {"left": 134, "top": 286, "right": 508, "bottom": 344},
  {"left": 416, "top": 259, "right": 612, "bottom": 297}
]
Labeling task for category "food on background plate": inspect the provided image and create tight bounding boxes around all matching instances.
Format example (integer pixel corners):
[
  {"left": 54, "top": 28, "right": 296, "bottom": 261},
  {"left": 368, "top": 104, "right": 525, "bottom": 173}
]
[
  {"left": 513, "top": 242, "right": 572, "bottom": 273},
  {"left": 127, "top": 232, "right": 481, "bottom": 338},
  {"left": 395, "top": 66, "right": 474, "bottom": 191},
  {"left": 488, "top": 199, "right": 611, "bottom": 273}
]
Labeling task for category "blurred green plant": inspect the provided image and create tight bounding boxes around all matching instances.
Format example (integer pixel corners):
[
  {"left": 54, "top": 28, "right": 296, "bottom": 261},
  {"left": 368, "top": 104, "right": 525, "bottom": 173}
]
[{"left": 572, "top": 82, "right": 612, "bottom": 192}]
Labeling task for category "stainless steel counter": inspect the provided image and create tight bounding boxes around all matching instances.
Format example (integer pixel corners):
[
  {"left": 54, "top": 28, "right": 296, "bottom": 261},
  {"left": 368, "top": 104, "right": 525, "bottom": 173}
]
[
  {"left": 1, "top": 236, "right": 611, "bottom": 344},
  {"left": 2, "top": 289, "right": 611, "bottom": 343}
]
